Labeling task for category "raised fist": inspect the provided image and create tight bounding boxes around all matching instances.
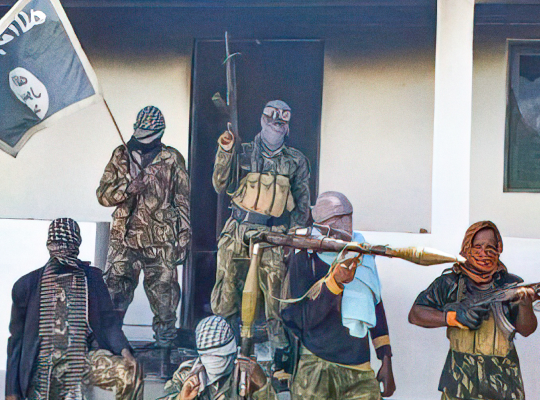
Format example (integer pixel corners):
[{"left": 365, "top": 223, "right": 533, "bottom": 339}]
[{"left": 218, "top": 130, "right": 235, "bottom": 152}]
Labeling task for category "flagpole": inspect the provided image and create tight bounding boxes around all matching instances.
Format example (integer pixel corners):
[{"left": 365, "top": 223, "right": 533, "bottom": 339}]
[{"left": 103, "top": 99, "right": 142, "bottom": 171}]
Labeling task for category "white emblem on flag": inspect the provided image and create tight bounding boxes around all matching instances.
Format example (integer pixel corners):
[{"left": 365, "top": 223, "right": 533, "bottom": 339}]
[{"left": 9, "top": 67, "right": 50, "bottom": 120}]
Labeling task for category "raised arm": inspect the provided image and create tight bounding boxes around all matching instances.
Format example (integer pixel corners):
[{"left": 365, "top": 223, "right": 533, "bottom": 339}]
[
  {"left": 409, "top": 275, "right": 488, "bottom": 330},
  {"left": 212, "top": 131, "right": 236, "bottom": 194},
  {"left": 409, "top": 274, "right": 459, "bottom": 329}
]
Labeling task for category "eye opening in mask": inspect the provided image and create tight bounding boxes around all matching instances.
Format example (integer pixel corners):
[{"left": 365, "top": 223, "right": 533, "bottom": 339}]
[
  {"left": 471, "top": 245, "right": 498, "bottom": 257},
  {"left": 263, "top": 106, "right": 291, "bottom": 122}
]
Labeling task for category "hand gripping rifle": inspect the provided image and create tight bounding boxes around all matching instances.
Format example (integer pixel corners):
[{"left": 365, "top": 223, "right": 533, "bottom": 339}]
[
  {"left": 455, "top": 281, "right": 540, "bottom": 338},
  {"left": 237, "top": 230, "right": 465, "bottom": 398}
]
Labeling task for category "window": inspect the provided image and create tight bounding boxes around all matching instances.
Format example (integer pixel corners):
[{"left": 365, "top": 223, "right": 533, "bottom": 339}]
[{"left": 505, "top": 41, "right": 540, "bottom": 191}]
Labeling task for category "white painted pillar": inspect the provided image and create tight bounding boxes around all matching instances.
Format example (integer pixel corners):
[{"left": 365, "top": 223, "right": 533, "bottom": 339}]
[{"left": 431, "top": 0, "right": 475, "bottom": 246}]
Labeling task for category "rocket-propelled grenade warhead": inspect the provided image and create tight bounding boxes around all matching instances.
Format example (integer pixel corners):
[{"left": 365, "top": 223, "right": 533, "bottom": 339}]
[{"left": 384, "top": 246, "right": 466, "bottom": 266}]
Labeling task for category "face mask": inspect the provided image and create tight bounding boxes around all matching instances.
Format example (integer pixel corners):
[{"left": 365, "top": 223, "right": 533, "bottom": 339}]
[
  {"left": 133, "top": 128, "right": 164, "bottom": 144},
  {"left": 199, "top": 354, "right": 235, "bottom": 385},
  {"left": 260, "top": 114, "right": 289, "bottom": 151}
]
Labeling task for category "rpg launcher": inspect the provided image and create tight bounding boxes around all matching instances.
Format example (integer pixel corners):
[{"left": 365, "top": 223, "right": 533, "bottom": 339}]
[
  {"left": 238, "top": 230, "right": 465, "bottom": 398},
  {"left": 255, "top": 230, "right": 466, "bottom": 266}
]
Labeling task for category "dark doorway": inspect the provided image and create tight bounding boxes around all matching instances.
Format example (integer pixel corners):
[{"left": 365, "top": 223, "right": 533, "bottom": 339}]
[{"left": 182, "top": 38, "right": 324, "bottom": 327}]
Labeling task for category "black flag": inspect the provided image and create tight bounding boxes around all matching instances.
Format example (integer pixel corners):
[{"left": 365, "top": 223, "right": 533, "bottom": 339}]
[{"left": 0, "top": 0, "right": 100, "bottom": 157}]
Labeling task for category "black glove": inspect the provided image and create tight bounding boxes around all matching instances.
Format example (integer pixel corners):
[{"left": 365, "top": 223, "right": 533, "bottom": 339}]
[{"left": 444, "top": 301, "right": 490, "bottom": 330}]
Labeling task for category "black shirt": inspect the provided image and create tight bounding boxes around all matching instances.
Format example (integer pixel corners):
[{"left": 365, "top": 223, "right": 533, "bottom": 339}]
[{"left": 281, "top": 251, "right": 391, "bottom": 365}]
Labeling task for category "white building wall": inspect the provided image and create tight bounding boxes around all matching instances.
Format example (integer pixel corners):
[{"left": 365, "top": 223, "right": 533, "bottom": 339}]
[{"left": 320, "top": 41, "right": 434, "bottom": 234}]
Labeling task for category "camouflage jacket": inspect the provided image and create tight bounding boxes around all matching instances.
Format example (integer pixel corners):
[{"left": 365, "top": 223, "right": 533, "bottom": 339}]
[
  {"left": 212, "top": 134, "right": 311, "bottom": 230},
  {"left": 96, "top": 145, "right": 191, "bottom": 264},
  {"left": 164, "top": 359, "right": 237, "bottom": 400}
]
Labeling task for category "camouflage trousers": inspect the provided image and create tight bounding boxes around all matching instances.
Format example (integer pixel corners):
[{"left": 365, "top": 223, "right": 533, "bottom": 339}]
[
  {"left": 439, "top": 347, "right": 524, "bottom": 400},
  {"left": 211, "top": 218, "right": 288, "bottom": 350},
  {"left": 105, "top": 238, "right": 180, "bottom": 346},
  {"left": 29, "top": 349, "right": 144, "bottom": 400},
  {"left": 291, "top": 352, "right": 381, "bottom": 400}
]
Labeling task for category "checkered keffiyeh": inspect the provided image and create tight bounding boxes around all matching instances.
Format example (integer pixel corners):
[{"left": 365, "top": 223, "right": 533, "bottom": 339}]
[
  {"left": 46, "top": 218, "right": 82, "bottom": 247},
  {"left": 38, "top": 218, "right": 88, "bottom": 399},
  {"left": 195, "top": 316, "right": 235, "bottom": 351},
  {"left": 133, "top": 106, "right": 166, "bottom": 131}
]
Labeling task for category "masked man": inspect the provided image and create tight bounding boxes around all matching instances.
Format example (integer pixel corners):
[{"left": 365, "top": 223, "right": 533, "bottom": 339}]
[
  {"left": 281, "top": 192, "right": 395, "bottom": 400},
  {"left": 409, "top": 221, "right": 537, "bottom": 400},
  {"left": 6, "top": 218, "right": 143, "bottom": 400},
  {"left": 163, "top": 315, "right": 266, "bottom": 400},
  {"left": 211, "top": 100, "right": 311, "bottom": 352},
  {"left": 97, "top": 106, "right": 191, "bottom": 348}
]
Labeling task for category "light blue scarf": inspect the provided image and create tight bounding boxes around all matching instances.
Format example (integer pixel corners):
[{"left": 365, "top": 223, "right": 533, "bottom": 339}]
[{"left": 319, "top": 231, "right": 382, "bottom": 338}]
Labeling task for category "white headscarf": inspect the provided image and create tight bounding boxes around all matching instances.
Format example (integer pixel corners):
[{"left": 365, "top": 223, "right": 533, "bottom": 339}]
[
  {"left": 194, "top": 316, "right": 238, "bottom": 387},
  {"left": 198, "top": 339, "right": 237, "bottom": 385}
]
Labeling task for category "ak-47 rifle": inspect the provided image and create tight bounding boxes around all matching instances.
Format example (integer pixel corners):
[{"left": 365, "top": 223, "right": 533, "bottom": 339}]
[
  {"left": 451, "top": 281, "right": 540, "bottom": 338},
  {"left": 464, "top": 281, "right": 540, "bottom": 308},
  {"left": 213, "top": 32, "right": 241, "bottom": 239}
]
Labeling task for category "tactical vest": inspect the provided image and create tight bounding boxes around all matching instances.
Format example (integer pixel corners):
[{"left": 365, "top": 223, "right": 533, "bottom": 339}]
[
  {"left": 446, "top": 275, "right": 514, "bottom": 357},
  {"left": 447, "top": 314, "right": 512, "bottom": 357},
  {"left": 232, "top": 172, "right": 295, "bottom": 217}
]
